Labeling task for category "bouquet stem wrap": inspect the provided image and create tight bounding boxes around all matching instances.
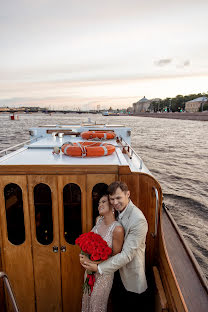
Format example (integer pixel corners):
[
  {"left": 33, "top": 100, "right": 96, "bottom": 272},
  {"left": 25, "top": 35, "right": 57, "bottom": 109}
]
[{"left": 81, "top": 251, "right": 96, "bottom": 294}]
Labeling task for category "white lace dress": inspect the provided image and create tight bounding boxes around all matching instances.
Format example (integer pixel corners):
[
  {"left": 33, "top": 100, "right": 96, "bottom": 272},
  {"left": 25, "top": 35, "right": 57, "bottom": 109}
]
[{"left": 82, "top": 217, "right": 120, "bottom": 312}]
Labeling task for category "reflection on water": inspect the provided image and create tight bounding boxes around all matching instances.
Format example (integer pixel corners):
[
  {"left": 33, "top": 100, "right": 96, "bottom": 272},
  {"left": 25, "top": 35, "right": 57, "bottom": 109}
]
[{"left": 0, "top": 113, "right": 207, "bottom": 279}]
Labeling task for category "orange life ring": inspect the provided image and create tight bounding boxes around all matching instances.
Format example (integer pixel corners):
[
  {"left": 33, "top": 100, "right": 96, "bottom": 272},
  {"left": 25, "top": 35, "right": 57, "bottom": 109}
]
[
  {"left": 81, "top": 131, "right": 115, "bottom": 140},
  {"left": 61, "top": 141, "right": 115, "bottom": 157}
]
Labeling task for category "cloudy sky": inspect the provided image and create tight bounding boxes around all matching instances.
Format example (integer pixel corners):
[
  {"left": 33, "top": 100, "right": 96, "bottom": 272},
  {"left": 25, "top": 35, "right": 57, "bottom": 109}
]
[{"left": 1, "top": 0, "right": 208, "bottom": 110}]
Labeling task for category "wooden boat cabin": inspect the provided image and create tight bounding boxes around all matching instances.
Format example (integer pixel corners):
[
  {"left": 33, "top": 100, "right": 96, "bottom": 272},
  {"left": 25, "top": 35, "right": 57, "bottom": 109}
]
[{"left": 0, "top": 123, "right": 207, "bottom": 312}]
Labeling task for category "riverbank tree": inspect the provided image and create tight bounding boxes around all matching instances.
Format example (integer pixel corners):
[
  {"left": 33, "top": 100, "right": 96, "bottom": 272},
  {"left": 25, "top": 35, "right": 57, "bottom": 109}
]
[{"left": 151, "top": 93, "right": 208, "bottom": 112}]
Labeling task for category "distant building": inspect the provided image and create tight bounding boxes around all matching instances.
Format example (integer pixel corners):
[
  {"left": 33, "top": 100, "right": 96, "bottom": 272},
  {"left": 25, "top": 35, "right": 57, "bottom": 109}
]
[
  {"left": 0, "top": 107, "right": 9, "bottom": 112},
  {"left": 185, "top": 97, "right": 207, "bottom": 112},
  {"left": 133, "top": 96, "right": 151, "bottom": 113}
]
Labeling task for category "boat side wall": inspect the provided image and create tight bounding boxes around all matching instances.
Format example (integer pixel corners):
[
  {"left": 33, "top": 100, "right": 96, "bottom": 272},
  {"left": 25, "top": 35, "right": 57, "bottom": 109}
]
[{"left": 157, "top": 208, "right": 188, "bottom": 312}]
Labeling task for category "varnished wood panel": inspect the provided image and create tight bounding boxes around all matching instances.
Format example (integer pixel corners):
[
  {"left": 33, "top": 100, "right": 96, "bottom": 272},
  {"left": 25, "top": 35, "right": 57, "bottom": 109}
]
[
  {"left": 0, "top": 176, "right": 35, "bottom": 312},
  {"left": 158, "top": 209, "right": 188, "bottom": 312},
  {"left": 0, "top": 222, "right": 6, "bottom": 312},
  {"left": 58, "top": 175, "right": 86, "bottom": 312},
  {"left": 153, "top": 266, "right": 168, "bottom": 311},
  {"left": 118, "top": 166, "right": 131, "bottom": 175},
  {"left": 161, "top": 209, "right": 208, "bottom": 312},
  {"left": 46, "top": 130, "right": 80, "bottom": 135},
  {"left": 27, "top": 175, "right": 62, "bottom": 312},
  {"left": 61, "top": 245, "right": 84, "bottom": 312},
  {"left": 0, "top": 165, "right": 118, "bottom": 175}
]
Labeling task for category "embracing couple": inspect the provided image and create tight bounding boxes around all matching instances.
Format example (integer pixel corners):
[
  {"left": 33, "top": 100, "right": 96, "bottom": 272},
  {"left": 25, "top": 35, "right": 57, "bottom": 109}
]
[{"left": 80, "top": 181, "right": 148, "bottom": 312}]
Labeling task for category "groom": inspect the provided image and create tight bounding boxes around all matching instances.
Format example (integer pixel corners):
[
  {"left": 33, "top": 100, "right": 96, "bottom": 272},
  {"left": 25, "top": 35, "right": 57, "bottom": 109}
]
[{"left": 82, "top": 181, "right": 148, "bottom": 311}]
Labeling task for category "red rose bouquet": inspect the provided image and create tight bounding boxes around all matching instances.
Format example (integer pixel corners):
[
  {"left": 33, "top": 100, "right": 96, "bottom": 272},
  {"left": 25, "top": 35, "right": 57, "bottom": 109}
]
[{"left": 75, "top": 231, "right": 112, "bottom": 294}]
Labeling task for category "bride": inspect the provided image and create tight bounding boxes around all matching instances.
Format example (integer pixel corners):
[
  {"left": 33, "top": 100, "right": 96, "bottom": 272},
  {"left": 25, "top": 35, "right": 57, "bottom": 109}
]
[{"left": 80, "top": 194, "right": 124, "bottom": 312}]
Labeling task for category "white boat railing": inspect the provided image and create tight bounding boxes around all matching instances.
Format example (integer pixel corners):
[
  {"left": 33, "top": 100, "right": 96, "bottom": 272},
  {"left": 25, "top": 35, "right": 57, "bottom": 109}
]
[
  {"left": 118, "top": 136, "right": 143, "bottom": 169},
  {"left": 0, "top": 137, "right": 42, "bottom": 158}
]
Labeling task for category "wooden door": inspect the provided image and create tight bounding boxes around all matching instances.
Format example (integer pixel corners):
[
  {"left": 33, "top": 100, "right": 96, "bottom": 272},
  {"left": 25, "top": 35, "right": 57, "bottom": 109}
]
[
  {"left": 27, "top": 175, "right": 62, "bottom": 312},
  {"left": 58, "top": 175, "right": 86, "bottom": 312},
  {"left": 86, "top": 174, "right": 118, "bottom": 230},
  {"left": 0, "top": 176, "right": 35, "bottom": 312}
]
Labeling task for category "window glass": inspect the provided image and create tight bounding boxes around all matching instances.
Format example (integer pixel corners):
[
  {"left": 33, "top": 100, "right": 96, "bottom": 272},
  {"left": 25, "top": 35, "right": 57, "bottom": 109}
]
[
  {"left": 63, "top": 183, "right": 82, "bottom": 244},
  {"left": 4, "top": 183, "right": 25, "bottom": 245},
  {"left": 92, "top": 183, "right": 108, "bottom": 224},
  {"left": 34, "top": 183, "right": 53, "bottom": 245}
]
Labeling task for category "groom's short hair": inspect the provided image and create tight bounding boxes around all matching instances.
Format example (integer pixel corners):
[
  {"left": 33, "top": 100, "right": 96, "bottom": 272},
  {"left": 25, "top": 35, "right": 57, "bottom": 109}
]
[{"left": 107, "top": 181, "right": 128, "bottom": 195}]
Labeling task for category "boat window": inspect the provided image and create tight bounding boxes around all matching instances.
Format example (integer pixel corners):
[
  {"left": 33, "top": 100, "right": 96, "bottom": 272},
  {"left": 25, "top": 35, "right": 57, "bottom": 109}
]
[
  {"left": 92, "top": 183, "right": 108, "bottom": 224},
  {"left": 4, "top": 183, "right": 25, "bottom": 245},
  {"left": 63, "top": 183, "right": 82, "bottom": 245},
  {"left": 34, "top": 183, "right": 53, "bottom": 245}
]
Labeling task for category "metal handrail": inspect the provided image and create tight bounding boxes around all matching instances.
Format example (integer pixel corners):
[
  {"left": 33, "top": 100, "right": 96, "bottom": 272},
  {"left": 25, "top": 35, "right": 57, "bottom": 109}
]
[
  {"left": 0, "top": 137, "right": 42, "bottom": 157},
  {"left": 118, "top": 136, "right": 143, "bottom": 169},
  {"left": 151, "top": 187, "right": 159, "bottom": 237},
  {"left": 0, "top": 272, "right": 20, "bottom": 312}
]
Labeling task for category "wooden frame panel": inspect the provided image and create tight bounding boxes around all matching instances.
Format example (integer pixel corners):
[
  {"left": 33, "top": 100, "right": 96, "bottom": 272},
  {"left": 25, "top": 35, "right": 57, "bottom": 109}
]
[
  {"left": 58, "top": 175, "right": 86, "bottom": 312},
  {"left": 0, "top": 205, "right": 6, "bottom": 312},
  {"left": 0, "top": 176, "right": 35, "bottom": 312},
  {"left": 0, "top": 165, "right": 118, "bottom": 175},
  {"left": 27, "top": 175, "right": 62, "bottom": 312}
]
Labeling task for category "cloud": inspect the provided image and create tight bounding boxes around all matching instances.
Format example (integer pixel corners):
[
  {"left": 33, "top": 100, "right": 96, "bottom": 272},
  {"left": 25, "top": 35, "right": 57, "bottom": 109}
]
[
  {"left": 176, "top": 59, "right": 190, "bottom": 68},
  {"left": 154, "top": 58, "right": 191, "bottom": 69},
  {"left": 154, "top": 59, "right": 172, "bottom": 67},
  {"left": 183, "top": 60, "right": 190, "bottom": 66}
]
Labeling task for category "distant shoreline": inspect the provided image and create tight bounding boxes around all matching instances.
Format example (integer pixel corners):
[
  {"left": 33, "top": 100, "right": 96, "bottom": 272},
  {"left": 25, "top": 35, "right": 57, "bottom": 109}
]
[
  {"left": 1, "top": 110, "right": 208, "bottom": 121},
  {"left": 134, "top": 112, "right": 208, "bottom": 121}
]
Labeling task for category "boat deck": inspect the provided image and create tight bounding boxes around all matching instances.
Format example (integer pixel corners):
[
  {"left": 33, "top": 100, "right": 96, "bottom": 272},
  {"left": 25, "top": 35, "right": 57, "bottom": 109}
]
[
  {"left": 0, "top": 126, "right": 149, "bottom": 174},
  {"left": 162, "top": 207, "right": 208, "bottom": 312},
  {"left": 0, "top": 137, "right": 124, "bottom": 166}
]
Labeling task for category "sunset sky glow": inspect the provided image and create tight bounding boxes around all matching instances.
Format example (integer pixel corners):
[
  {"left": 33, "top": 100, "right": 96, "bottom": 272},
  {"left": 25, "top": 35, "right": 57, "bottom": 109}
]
[{"left": 1, "top": 0, "right": 208, "bottom": 110}]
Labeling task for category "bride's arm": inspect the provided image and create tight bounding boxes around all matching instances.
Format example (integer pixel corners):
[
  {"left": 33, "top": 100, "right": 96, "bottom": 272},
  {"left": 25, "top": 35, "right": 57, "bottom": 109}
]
[{"left": 112, "top": 225, "right": 124, "bottom": 256}]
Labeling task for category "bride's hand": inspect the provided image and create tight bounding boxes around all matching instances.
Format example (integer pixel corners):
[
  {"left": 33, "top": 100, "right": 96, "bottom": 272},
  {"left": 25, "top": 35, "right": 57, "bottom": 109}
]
[
  {"left": 81, "top": 261, "right": 98, "bottom": 272},
  {"left": 79, "top": 254, "right": 102, "bottom": 268},
  {"left": 80, "top": 254, "right": 102, "bottom": 265},
  {"left": 79, "top": 254, "right": 89, "bottom": 264}
]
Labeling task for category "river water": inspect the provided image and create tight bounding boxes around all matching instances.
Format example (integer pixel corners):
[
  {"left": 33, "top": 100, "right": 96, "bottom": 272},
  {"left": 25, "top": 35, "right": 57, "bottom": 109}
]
[{"left": 0, "top": 113, "right": 207, "bottom": 280}]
